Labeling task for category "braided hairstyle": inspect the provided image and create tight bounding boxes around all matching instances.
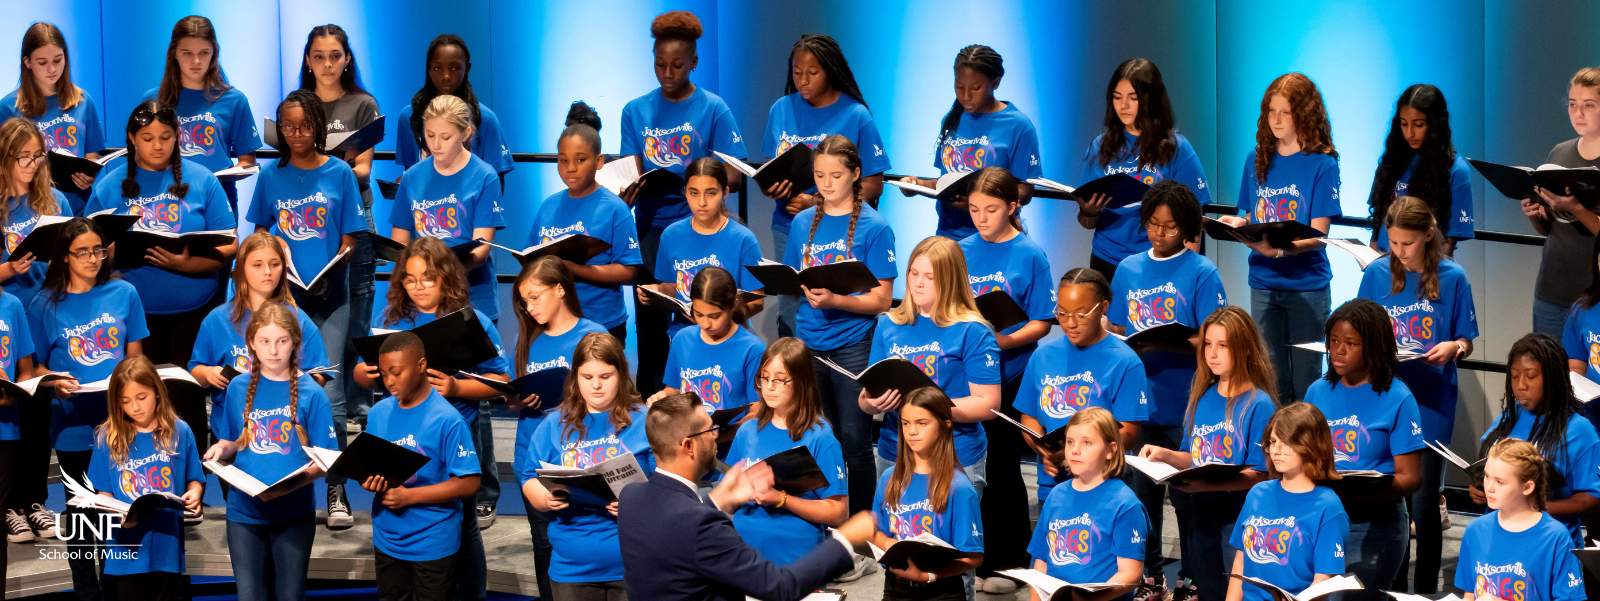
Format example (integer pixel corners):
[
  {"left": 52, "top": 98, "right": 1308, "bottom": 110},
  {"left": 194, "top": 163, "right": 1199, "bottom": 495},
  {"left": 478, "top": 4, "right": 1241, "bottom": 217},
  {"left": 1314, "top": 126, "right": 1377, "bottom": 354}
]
[
  {"left": 1480, "top": 334, "right": 1578, "bottom": 475},
  {"left": 237, "top": 302, "right": 310, "bottom": 449},
  {"left": 1320, "top": 299, "right": 1398, "bottom": 393},
  {"left": 121, "top": 101, "right": 188, "bottom": 201},
  {"left": 784, "top": 34, "right": 868, "bottom": 109},
  {"left": 802, "top": 135, "right": 864, "bottom": 267},
  {"left": 938, "top": 45, "right": 1004, "bottom": 155},
  {"left": 408, "top": 34, "right": 482, "bottom": 154},
  {"left": 274, "top": 89, "right": 329, "bottom": 161}
]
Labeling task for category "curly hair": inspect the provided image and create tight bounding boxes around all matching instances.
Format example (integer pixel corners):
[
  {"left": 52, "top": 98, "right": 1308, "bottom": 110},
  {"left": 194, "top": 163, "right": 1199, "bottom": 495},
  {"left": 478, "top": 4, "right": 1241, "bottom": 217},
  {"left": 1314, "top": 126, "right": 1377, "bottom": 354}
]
[
  {"left": 650, "top": 11, "right": 703, "bottom": 44},
  {"left": 1254, "top": 72, "right": 1337, "bottom": 183},
  {"left": 383, "top": 237, "right": 472, "bottom": 326}
]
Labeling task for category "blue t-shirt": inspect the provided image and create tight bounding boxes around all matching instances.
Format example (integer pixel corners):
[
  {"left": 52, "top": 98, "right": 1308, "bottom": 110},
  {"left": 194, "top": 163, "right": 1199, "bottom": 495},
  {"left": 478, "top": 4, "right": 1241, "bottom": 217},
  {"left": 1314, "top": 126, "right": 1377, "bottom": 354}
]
[
  {"left": 782, "top": 204, "right": 897, "bottom": 351},
  {"left": 28, "top": 280, "right": 149, "bottom": 451},
  {"left": 0, "top": 291, "right": 34, "bottom": 441},
  {"left": 1180, "top": 386, "right": 1274, "bottom": 470},
  {"left": 869, "top": 314, "right": 1001, "bottom": 466},
  {"left": 1027, "top": 478, "right": 1148, "bottom": 585},
  {"left": 1304, "top": 379, "right": 1425, "bottom": 474},
  {"left": 391, "top": 155, "right": 507, "bottom": 319},
  {"left": 1454, "top": 512, "right": 1585, "bottom": 601},
  {"left": 395, "top": 101, "right": 514, "bottom": 174},
  {"left": 663, "top": 325, "right": 765, "bottom": 410},
  {"left": 1358, "top": 259, "right": 1479, "bottom": 443},
  {"left": 2, "top": 191, "right": 75, "bottom": 307},
  {"left": 1110, "top": 248, "right": 1228, "bottom": 425},
  {"left": 1235, "top": 150, "right": 1341, "bottom": 292},
  {"left": 86, "top": 160, "right": 233, "bottom": 314},
  {"left": 873, "top": 469, "right": 983, "bottom": 552},
  {"left": 89, "top": 420, "right": 204, "bottom": 576},
  {"left": 0, "top": 90, "right": 104, "bottom": 159},
  {"left": 247, "top": 157, "right": 366, "bottom": 282},
  {"left": 933, "top": 103, "right": 1043, "bottom": 239},
  {"left": 513, "top": 318, "right": 608, "bottom": 484},
  {"left": 189, "top": 304, "right": 330, "bottom": 443},
  {"left": 763, "top": 93, "right": 891, "bottom": 234},
  {"left": 365, "top": 390, "right": 480, "bottom": 562},
  {"left": 620, "top": 87, "right": 747, "bottom": 228},
  {"left": 374, "top": 308, "right": 508, "bottom": 424},
  {"left": 1564, "top": 301, "right": 1600, "bottom": 385},
  {"left": 530, "top": 407, "right": 653, "bottom": 583},
  {"left": 1229, "top": 481, "right": 1350, "bottom": 601},
  {"left": 530, "top": 187, "right": 644, "bottom": 329},
  {"left": 138, "top": 87, "right": 262, "bottom": 173},
  {"left": 728, "top": 418, "right": 849, "bottom": 566},
  {"left": 1377, "top": 155, "right": 1475, "bottom": 249},
  {"left": 1481, "top": 406, "right": 1600, "bottom": 545},
  {"left": 1016, "top": 335, "right": 1151, "bottom": 499},
  {"left": 653, "top": 217, "right": 763, "bottom": 332},
  {"left": 217, "top": 373, "right": 338, "bottom": 525},
  {"left": 958, "top": 232, "right": 1055, "bottom": 380},
  {"left": 1079, "top": 132, "right": 1211, "bottom": 264}
]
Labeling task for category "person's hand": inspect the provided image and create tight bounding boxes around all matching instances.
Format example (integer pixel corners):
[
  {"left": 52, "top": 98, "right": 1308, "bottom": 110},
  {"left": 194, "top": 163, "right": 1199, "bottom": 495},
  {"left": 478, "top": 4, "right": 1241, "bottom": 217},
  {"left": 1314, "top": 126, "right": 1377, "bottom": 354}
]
[
  {"left": 1244, "top": 238, "right": 1280, "bottom": 258},
  {"left": 635, "top": 284, "right": 657, "bottom": 306},
  {"left": 200, "top": 365, "right": 231, "bottom": 389},
  {"left": 1078, "top": 192, "right": 1111, "bottom": 218},
  {"left": 51, "top": 376, "right": 81, "bottom": 399},
  {"left": 1521, "top": 197, "right": 1550, "bottom": 220},
  {"left": 786, "top": 192, "right": 816, "bottom": 216},
  {"left": 620, "top": 182, "right": 642, "bottom": 206},
  {"left": 859, "top": 388, "right": 903, "bottom": 415},
  {"left": 606, "top": 500, "right": 620, "bottom": 517},
  {"left": 835, "top": 511, "right": 877, "bottom": 549},
  {"left": 70, "top": 172, "right": 95, "bottom": 191},
  {"left": 1138, "top": 445, "right": 1174, "bottom": 465},
  {"left": 1468, "top": 483, "right": 1486, "bottom": 505},
  {"left": 1423, "top": 340, "right": 1463, "bottom": 366},
  {"left": 645, "top": 389, "right": 672, "bottom": 405},
  {"left": 380, "top": 485, "right": 414, "bottom": 509},
  {"left": 711, "top": 460, "right": 774, "bottom": 511},
  {"left": 1040, "top": 449, "right": 1064, "bottom": 478},
  {"left": 145, "top": 245, "right": 192, "bottom": 271},
  {"left": 764, "top": 179, "right": 795, "bottom": 202},
  {"left": 360, "top": 474, "right": 391, "bottom": 494},
  {"left": 180, "top": 488, "right": 202, "bottom": 514},
  {"left": 508, "top": 393, "right": 540, "bottom": 412},
  {"left": 7, "top": 252, "right": 35, "bottom": 277},
  {"left": 1216, "top": 215, "right": 1249, "bottom": 228},
  {"left": 896, "top": 176, "right": 920, "bottom": 197},
  {"left": 202, "top": 440, "right": 232, "bottom": 463},
  {"left": 1537, "top": 186, "right": 1585, "bottom": 216},
  {"left": 425, "top": 369, "right": 459, "bottom": 397},
  {"left": 801, "top": 285, "right": 839, "bottom": 310},
  {"left": 357, "top": 363, "right": 381, "bottom": 388},
  {"left": 889, "top": 558, "right": 935, "bottom": 584},
  {"left": 533, "top": 487, "right": 570, "bottom": 512}
]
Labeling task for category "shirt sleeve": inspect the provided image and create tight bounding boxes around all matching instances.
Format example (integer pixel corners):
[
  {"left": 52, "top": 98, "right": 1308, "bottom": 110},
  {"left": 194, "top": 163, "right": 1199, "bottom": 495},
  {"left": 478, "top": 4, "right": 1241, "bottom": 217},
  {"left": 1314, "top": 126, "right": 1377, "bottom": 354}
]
[
  {"left": 618, "top": 103, "right": 642, "bottom": 158},
  {"left": 1237, "top": 153, "right": 1256, "bottom": 217},
  {"left": 1229, "top": 489, "right": 1256, "bottom": 551},
  {"left": 608, "top": 202, "right": 644, "bottom": 267},
  {"left": 1552, "top": 539, "right": 1587, "bottom": 601},
  {"left": 9, "top": 299, "right": 33, "bottom": 370},
  {"left": 867, "top": 318, "right": 889, "bottom": 365},
  {"left": 782, "top": 216, "right": 803, "bottom": 268},
  {"left": 305, "top": 384, "right": 339, "bottom": 449},
  {"left": 652, "top": 227, "right": 678, "bottom": 284},
  {"left": 244, "top": 173, "right": 272, "bottom": 229},
  {"left": 962, "top": 325, "right": 1002, "bottom": 386},
  {"left": 738, "top": 340, "right": 765, "bottom": 407},
  {"left": 1309, "top": 156, "right": 1343, "bottom": 220},
  {"left": 473, "top": 171, "right": 506, "bottom": 230},
  {"left": 661, "top": 337, "right": 684, "bottom": 390},
  {"left": 947, "top": 483, "right": 984, "bottom": 552},
  {"left": 812, "top": 431, "right": 849, "bottom": 499},
  {"left": 440, "top": 414, "right": 481, "bottom": 478},
  {"left": 227, "top": 93, "right": 263, "bottom": 158},
  {"left": 1240, "top": 395, "right": 1273, "bottom": 471},
  {"left": 737, "top": 230, "right": 764, "bottom": 291},
  {"left": 1312, "top": 503, "right": 1351, "bottom": 575},
  {"left": 710, "top": 100, "right": 747, "bottom": 159},
  {"left": 89, "top": 441, "right": 113, "bottom": 496},
  {"left": 218, "top": 380, "right": 244, "bottom": 441},
  {"left": 1450, "top": 270, "right": 1480, "bottom": 343},
  {"left": 297, "top": 312, "right": 331, "bottom": 370},
  {"left": 476, "top": 108, "right": 514, "bottom": 174},
  {"left": 1389, "top": 389, "right": 1427, "bottom": 457},
  {"left": 476, "top": 315, "right": 511, "bottom": 375},
  {"left": 855, "top": 114, "right": 891, "bottom": 176},
  {"left": 1446, "top": 161, "right": 1475, "bottom": 240},
  {"left": 1111, "top": 495, "right": 1150, "bottom": 560},
  {"left": 1192, "top": 263, "right": 1227, "bottom": 326},
  {"left": 1026, "top": 494, "right": 1055, "bottom": 561},
  {"left": 861, "top": 219, "right": 897, "bottom": 280},
  {"left": 1112, "top": 355, "right": 1152, "bottom": 423},
  {"left": 395, "top": 109, "right": 418, "bottom": 169},
  {"left": 338, "top": 167, "right": 366, "bottom": 235},
  {"left": 1024, "top": 251, "right": 1057, "bottom": 322},
  {"left": 1169, "top": 141, "right": 1211, "bottom": 206},
  {"left": 1016, "top": 353, "right": 1044, "bottom": 422},
  {"left": 1451, "top": 524, "right": 1478, "bottom": 592},
  {"left": 1566, "top": 428, "right": 1600, "bottom": 496},
  {"left": 1356, "top": 263, "right": 1384, "bottom": 302},
  {"left": 82, "top": 95, "right": 105, "bottom": 155},
  {"left": 761, "top": 101, "right": 782, "bottom": 159},
  {"left": 390, "top": 172, "right": 417, "bottom": 235},
  {"left": 200, "top": 174, "right": 233, "bottom": 231},
  {"left": 1108, "top": 269, "right": 1132, "bottom": 330},
  {"left": 123, "top": 286, "right": 150, "bottom": 343}
]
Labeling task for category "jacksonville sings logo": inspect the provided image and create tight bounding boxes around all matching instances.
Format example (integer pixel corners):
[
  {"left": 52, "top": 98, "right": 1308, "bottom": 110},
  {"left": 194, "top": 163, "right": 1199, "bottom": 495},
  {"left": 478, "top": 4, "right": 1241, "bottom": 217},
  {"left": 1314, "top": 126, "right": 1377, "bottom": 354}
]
[
  {"left": 1326, "top": 415, "right": 1370, "bottom": 465},
  {"left": 177, "top": 112, "right": 221, "bottom": 157},
  {"left": 1039, "top": 371, "right": 1099, "bottom": 420},
  {"left": 35, "top": 113, "right": 83, "bottom": 152},
  {"left": 1253, "top": 183, "right": 1302, "bottom": 223},
  {"left": 1189, "top": 420, "right": 1239, "bottom": 465},
  {"left": 246, "top": 405, "right": 300, "bottom": 455},
  {"left": 116, "top": 448, "right": 178, "bottom": 498},
  {"left": 411, "top": 195, "right": 464, "bottom": 239},
  {"left": 679, "top": 364, "right": 733, "bottom": 409},
  {"left": 64, "top": 313, "right": 123, "bottom": 367},
  {"left": 1241, "top": 514, "right": 1303, "bottom": 566},
  {"left": 274, "top": 193, "right": 332, "bottom": 241},
  {"left": 940, "top": 135, "right": 994, "bottom": 173},
  {"left": 642, "top": 123, "right": 696, "bottom": 169},
  {"left": 1045, "top": 512, "right": 1101, "bottom": 566},
  {"left": 1125, "top": 282, "right": 1185, "bottom": 331},
  {"left": 562, "top": 434, "right": 628, "bottom": 469}
]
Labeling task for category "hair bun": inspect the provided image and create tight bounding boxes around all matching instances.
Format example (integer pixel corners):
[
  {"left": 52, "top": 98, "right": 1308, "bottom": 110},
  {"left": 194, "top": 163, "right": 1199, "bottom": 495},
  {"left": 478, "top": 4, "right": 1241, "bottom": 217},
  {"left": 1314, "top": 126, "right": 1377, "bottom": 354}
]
[
  {"left": 565, "top": 100, "right": 601, "bottom": 131},
  {"left": 650, "top": 11, "right": 703, "bottom": 42}
]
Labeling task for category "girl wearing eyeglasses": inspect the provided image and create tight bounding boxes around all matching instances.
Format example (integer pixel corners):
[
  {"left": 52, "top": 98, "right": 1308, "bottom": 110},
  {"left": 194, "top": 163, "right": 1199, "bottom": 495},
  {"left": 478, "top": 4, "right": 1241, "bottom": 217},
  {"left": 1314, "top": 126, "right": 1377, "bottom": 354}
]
[
  {"left": 524, "top": 332, "right": 652, "bottom": 601},
  {"left": 648, "top": 266, "right": 765, "bottom": 411},
  {"left": 0, "top": 117, "right": 71, "bottom": 309},
  {"left": 725, "top": 337, "right": 849, "bottom": 565},
  {"left": 25, "top": 217, "right": 147, "bottom": 597},
  {"left": 1017, "top": 268, "right": 1150, "bottom": 503},
  {"left": 350, "top": 237, "right": 506, "bottom": 600}
]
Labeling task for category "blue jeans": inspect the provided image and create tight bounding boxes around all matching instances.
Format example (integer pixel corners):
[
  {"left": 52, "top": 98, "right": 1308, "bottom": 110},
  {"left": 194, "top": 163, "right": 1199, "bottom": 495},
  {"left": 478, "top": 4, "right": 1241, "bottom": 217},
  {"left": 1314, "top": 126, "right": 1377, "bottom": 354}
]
[
  {"left": 1251, "top": 287, "right": 1331, "bottom": 402},
  {"left": 293, "top": 266, "right": 352, "bottom": 487},
  {"left": 227, "top": 519, "right": 315, "bottom": 601},
  {"left": 469, "top": 403, "right": 500, "bottom": 507},
  {"left": 772, "top": 226, "right": 798, "bottom": 338},
  {"left": 815, "top": 331, "right": 877, "bottom": 513},
  {"left": 1533, "top": 296, "right": 1570, "bottom": 338},
  {"left": 344, "top": 230, "right": 377, "bottom": 425},
  {"left": 1343, "top": 502, "right": 1410, "bottom": 601}
]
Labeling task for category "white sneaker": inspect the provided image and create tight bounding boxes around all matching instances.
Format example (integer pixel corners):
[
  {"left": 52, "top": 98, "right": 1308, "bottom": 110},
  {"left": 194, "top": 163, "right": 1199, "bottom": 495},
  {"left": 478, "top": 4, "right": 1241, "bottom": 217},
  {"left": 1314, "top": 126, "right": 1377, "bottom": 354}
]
[
  {"left": 26, "top": 503, "right": 56, "bottom": 539},
  {"left": 326, "top": 484, "right": 354, "bottom": 530},
  {"left": 6, "top": 509, "right": 34, "bottom": 543},
  {"left": 1440, "top": 494, "right": 1451, "bottom": 529},
  {"left": 834, "top": 554, "right": 877, "bottom": 583}
]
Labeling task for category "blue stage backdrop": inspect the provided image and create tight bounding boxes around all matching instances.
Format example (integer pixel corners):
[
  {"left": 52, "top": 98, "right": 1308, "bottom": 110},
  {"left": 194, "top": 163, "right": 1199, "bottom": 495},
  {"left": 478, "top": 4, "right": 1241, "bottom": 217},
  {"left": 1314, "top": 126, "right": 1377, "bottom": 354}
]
[{"left": 1, "top": 0, "right": 1595, "bottom": 445}]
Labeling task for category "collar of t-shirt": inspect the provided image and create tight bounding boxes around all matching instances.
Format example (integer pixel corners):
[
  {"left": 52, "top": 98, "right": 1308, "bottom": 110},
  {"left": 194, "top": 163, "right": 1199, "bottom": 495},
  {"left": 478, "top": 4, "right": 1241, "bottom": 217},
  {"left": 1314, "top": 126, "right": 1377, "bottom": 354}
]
[{"left": 1146, "top": 248, "right": 1189, "bottom": 262}]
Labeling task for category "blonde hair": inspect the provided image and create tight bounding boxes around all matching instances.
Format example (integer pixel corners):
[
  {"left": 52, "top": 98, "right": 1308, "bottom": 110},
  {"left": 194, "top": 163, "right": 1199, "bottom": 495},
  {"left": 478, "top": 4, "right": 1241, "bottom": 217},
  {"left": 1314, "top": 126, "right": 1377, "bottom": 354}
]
[
  {"left": 1067, "top": 407, "right": 1126, "bottom": 477},
  {"left": 0, "top": 118, "right": 59, "bottom": 228},
  {"left": 421, "top": 94, "right": 475, "bottom": 147},
  {"left": 1572, "top": 67, "right": 1600, "bottom": 92},
  {"left": 887, "top": 236, "right": 987, "bottom": 328},
  {"left": 236, "top": 303, "right": 309, "bottom": 449},
  {"left": 1487, "top": 438, "right": 1548, "bottom": 511},
  {"left": 99, "top": 356, "right": 179, "bottom": 464}
]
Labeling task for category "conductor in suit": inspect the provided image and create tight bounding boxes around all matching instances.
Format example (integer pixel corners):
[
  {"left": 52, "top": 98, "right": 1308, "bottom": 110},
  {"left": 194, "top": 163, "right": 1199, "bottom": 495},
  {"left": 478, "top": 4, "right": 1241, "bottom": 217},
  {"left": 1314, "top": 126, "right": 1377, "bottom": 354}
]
[{"left": 619, "top": 393, "right": 877, "bottom": 601}]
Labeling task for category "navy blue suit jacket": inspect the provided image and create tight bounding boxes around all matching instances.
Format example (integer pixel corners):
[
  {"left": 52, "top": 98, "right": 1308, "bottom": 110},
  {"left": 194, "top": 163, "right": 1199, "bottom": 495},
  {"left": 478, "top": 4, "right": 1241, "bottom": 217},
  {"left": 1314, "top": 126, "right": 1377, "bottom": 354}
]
[{"left": 619, "top": 472, "right": 852, "bottom": 601}]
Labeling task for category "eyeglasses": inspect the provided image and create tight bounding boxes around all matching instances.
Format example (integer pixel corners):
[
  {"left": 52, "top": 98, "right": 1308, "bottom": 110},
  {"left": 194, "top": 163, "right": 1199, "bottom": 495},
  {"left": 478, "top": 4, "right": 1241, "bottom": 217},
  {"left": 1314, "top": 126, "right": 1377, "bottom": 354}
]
[
  {"left": 401, "top": 277, "right": 439, "bottom": 290},
  {"left": 1054, "top": 301, "right": 1105, "bottom": 322},
  {"left": 1145, "top": 222, "right": 1181, "bottom": 237},
  {"left": 279, "top": 122, "right": 314, "bottom": 136},
  {"left": 68, "top": 246, "right": 108, "bottom": 260},
  {"left": 757, "top": 375, "right": 793, "bottom": 389},
  {"left": 15, "top": 152, "right": 45, "bottom": 168},
  {"left": 686, "top": 422, "right": 722, "bottom": 440}
]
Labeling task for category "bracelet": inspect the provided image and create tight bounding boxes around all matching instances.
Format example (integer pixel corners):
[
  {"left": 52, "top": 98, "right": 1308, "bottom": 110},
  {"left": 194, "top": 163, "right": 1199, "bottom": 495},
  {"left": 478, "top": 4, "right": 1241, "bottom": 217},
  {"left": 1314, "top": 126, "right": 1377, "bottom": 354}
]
[
  {"left": 775, "top": 491, "right": 788, "bottom": 509},
  {"left": 925, "top": 572, "right": 936, "bottom": 584},
  {"left": 1276, "top": 248, "right": 1286, "bottom": 259}
]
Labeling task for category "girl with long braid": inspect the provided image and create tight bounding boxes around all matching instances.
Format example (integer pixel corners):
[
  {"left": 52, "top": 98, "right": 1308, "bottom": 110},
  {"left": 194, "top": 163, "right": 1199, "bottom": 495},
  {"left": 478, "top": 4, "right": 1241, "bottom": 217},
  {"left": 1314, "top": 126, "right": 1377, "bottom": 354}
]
[{"left": 203, "top": 303, "right": 337, "bottom": 601}]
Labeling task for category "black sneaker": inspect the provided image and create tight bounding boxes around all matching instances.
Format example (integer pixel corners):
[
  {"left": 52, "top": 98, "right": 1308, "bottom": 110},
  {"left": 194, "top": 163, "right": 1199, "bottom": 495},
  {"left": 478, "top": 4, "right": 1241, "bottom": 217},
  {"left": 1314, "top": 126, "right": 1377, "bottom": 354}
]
[
  {"left": 476, "top": 504, "right": 496, "bottom": 530},
  {"left": 1170, "top": 577, "right": 1199, "bottom": 601},
  {"left": 6, "top": 508, "right": 34, "bottom": 543},
  {"left": 1133, "top": 574, "right": 1169, "bottom": 601},
  {"left": 26, "top": 503, "right": 56, "bottom": 539},
  {"left": 326, "top": 484, "right": 354, "bottom": 530}
]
